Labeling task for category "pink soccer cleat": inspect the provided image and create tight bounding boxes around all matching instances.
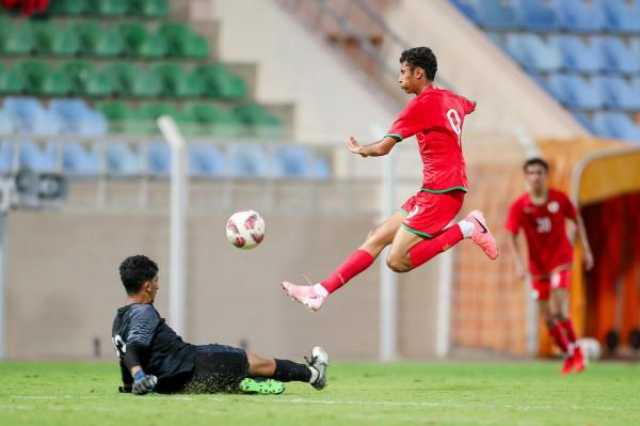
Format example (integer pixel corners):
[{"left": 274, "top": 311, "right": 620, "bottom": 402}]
[
  {"left": 466, "top": 210, "right": 499, "bottom": 260},
  {"left": 281, "top": 281, "right": 326, "bottom": 312},
  {"left": 572, "top": 345, "right": 586, "bottom": 373}
]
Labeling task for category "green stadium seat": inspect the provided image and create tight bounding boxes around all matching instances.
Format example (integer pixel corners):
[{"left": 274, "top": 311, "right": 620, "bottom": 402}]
[
  {"left": 0, "top": 66, "right": 26, "bottom": 95},
  {"left": 159, "top": 22, "right": 209, "bottom": 58},
  {"left": 94, "top": 0, "right": 129, "bottom": 16},
  {"left": 131, "top": 0, "right": 169, "bottom": 17},
  {"left": 76, "top": 22, "right": 125, "bottom": 57},
  {"left": 102, "top": 63, "right": 137, "bottom": 95},
  {"left": 138, "top": 102, "right": 179, "bottom": 120},
  {"left": 182, "top": 102, "right": 244, "bottom": 136},
  {"left": 40, "top": 70, "right": 73, "bottom": 96},
  {"left": 33, "top": 22, "right": 81, "bottom": 56},
  {"left": 0, "top": 23, "right": 35, "bottom": 54},
  {"left": 95, "top": 100, "right": 131, "bottom": 133},
  {"left": 130, "top": 68, "right": 163, "bottom": 97},
  {"left": 61, "top": 61, "right": 96, "bottom": 95},
  {"left": 13, "top": 60, "right": 48, "bottom": 94},
  {"left": 194, "top": 64, "right": 247, "bottom": 100},
  {"left": 84, "top": 69, "right": 117, "bottom": 98},
  {"left": 49, "top": 0, "right": 89, "bottom": 15},
  {"left": 120, "top": 22, "right": 167, "bottom": 58},
  {"left": 234, "top": 104, "right": 283, "bottom": 137},
  {"left": 152, "top": 64, "right": 204, "bottom": 97}
]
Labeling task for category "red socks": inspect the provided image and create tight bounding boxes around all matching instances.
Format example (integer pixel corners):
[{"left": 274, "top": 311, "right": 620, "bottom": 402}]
[
  {"left": 559, "top": 319, "right": 577, "bottom": 344},
  {"left": 549, "top": 322, "right": 569, "bottom": 354},
  {"left": 408, "top": 225, "right": 464, "bottom": 268},
  {"left": 320, "top": 249, "right": 374, "bottom": 294}
]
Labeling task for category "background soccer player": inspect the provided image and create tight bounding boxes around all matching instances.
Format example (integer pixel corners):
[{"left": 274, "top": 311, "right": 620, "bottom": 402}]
[
  {"left": 113, "top": 255, "right": 328, "bottom": 395},
  {"left": 282, "top": 46, "right": 498, "bottom": 311},
  {"left": 505, "top": 158, "right": 594, "bottom": 374}
]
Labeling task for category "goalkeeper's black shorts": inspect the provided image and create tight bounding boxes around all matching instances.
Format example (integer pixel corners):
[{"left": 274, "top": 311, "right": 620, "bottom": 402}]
[{"left": 180, "top": 344, "right": 249, "bottom": 393}]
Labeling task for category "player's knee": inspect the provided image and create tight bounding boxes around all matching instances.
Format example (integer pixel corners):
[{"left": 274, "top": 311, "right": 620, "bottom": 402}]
[{"left": 386, "top": 255, "right": 411, "bottom": 273}]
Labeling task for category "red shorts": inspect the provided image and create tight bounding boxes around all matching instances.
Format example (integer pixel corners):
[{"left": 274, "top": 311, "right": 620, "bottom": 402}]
[
  {"left": 400, "top": 190, "right": 465, "bottom": 238},
  {"left": 531, "top": 269, "right": 571, "bottom": 301}
]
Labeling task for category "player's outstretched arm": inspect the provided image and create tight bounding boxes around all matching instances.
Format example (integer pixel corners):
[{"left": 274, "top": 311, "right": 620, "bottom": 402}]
[
  {"left": 507, "top": 233, "right": 527, "bottom": 279},
  {"left": 575, "top": 214, "right": 594, "bottom": 271},
  {"left": 346, "top": 136, "right": 399, "bottom": 158}
]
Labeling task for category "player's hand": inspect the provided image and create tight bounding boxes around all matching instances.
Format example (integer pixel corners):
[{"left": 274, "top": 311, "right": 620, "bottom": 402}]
[
  {"left": 583, "top": 249, "right": 594, "bottom": 271},
  {"left": 346, "top": 136, "right": 365, "bottom": 157},
  {"left": 132, "top": 370, "right": 157, "bottom": 395}
]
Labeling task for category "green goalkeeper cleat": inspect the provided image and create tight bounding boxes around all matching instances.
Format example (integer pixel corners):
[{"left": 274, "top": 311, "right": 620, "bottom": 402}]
[{"left": 239, "top": 378, "right": 285, "bottom": 395}]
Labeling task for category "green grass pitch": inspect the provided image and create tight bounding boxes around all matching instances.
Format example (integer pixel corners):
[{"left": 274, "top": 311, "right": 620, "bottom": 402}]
[{"left": 0, "top": 361, "right": 638, "bottom": 425}]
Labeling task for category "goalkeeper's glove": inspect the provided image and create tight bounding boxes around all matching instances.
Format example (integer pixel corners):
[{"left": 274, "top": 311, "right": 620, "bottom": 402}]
[{"left": 132, "top": 370, "right": 157, "bottom": 395}]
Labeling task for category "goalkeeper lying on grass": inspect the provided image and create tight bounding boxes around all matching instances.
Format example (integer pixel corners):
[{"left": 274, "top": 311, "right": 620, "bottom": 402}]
[{"left": 112, "top": 255, "right": 328, "bottom": 395}]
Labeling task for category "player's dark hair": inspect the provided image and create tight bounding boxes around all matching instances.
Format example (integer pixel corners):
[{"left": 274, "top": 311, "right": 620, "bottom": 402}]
[
  {"left": 399, "top": 47, "right": 437, "bottom": 81},
  {"left": 523, "top": 157, "right": 549, "bottom": 172},
  {"left": 119, "top": 255, "right": 159, "bottom": 295}
]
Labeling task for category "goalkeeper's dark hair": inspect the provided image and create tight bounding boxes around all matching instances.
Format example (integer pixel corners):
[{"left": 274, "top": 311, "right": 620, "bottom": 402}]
[
  {"left": 399, "top": 47, "right": 437, "bottom": 81},
  {"left": 119, "top": 255, "right": 159, "bottom": 295},
  {"left": 523, "top": 157, "right": 549, "bottom": 172}
]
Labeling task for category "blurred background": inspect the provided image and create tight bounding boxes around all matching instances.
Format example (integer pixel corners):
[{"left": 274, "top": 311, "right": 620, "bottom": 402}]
[{"left": 0, "top": 0, "right": 638, "bottom": 363}]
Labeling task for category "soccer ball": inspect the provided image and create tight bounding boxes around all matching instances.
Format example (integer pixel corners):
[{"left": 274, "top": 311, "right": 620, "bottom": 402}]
[
  {"left": 577, "top": 337, "right": 601, "bottom": 362},
  {"left": 225, "top": 210, "right": 265, "bottom": 249}
]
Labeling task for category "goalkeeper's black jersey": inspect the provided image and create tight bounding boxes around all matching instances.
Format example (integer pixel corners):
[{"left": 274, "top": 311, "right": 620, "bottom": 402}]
[{"left": 112, "top": 303, "right": 196, "bottom": 392}]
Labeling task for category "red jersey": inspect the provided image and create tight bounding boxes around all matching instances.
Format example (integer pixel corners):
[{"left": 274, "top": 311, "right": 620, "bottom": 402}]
[
  {"left": 386, "top": 85, "right": 476, "bottom": 192},
  {"left": 505, "top": 189, "right": 577, "bottom": 276}
]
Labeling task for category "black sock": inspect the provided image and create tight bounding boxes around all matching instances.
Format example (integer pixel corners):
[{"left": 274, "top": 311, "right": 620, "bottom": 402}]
[{"left": 273, "top": 359, "right": 312, "bottom": 383}]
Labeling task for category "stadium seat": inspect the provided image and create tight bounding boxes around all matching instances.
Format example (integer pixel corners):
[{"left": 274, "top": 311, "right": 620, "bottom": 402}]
[
  {"left": 520, "top": 0, "right": 561, "bottom": 32},
  {"left": 595, "top": 77, "right": 640, "bottom": 110},
  {"left": 234, "top": 104, "right": 283, "bottom": 137},
  {"left": 188, "top": 143, "right": 226, "bottom": 177},
  {"left": 39, "top": 70, "right": 73, "bottom": 97},
  {"left": 106, "top": 142, "right": 142, "bottom": 176},
  {"left": 505, "top": 34, "right": 563, "bottom": 72},
  {"left": 557, "top": 75, "right": 604, "bottom": 110},
  {"left": 3, "top": 97, "right": 63, "bottom": 134},
  {"left": 63, "top": 142, "right": 100, "bottom": 176},
  {"left": 152, "top": 64, "right": 204, "bottom": 97},
  {"left": 120, "top": 23, "right": 168, "bottom": 58},
  {"left": 19, "top": 141, "right": 59, "bottom": 172},
  {"left": 475, "top": 0, "right": 521, "bottom": 30},
  {"left": 0, "top": 65, "right": 26, "bottom": 95},
  {"left": 0, "top": 141, "right": 15, "bottom": 173},
  {"left": 194, "top": 64, "right": 247, "bottom": 100},
  {"left": 601, "top": 37, "right": 640, "bottom": 75},
  {"left": 147, "top": 141, "right": 170, "bottom": 175},
  {"left": 61, "top": 61, "right": 96, "bottom": 96},
  {"left": 593, "top": 112, "right": 640, "bottom": 142},
  {"left": 181, "top": 102, "right": 243, "bottom": 136},
  {"left": 76, "top": 22, "right": 125, "bottom": 57},
  {"left": 84, "top": 69, "right": 117, "bottom": 98},
  {"left": 50, "top": 99, "right": 107, "bottom": 135},
  {"left": 13, "top": 60, "right": 49, "bottom": 94},
  {"left": 95, "top": 0, "right": 129, "bottom": 16},
  {"left": 138, "top": 102, "right": 179, "bottom": 121},
  {"left": 130, "top": 68, "right": 163, "bottom": 98},
  {"left": 33, "top": 22, "right": 81, "bottom": 56},
  {"left": 0, "top": 22, "right": 35, "bottom": 54},
  {"left": 159, "top": 23, "right": 209, "bottom": 58},
  {"left": 227, "top": 144, "right": 271, "bottom": 178},
  {"left": 553, "top": 35, "right": 606, "bottom": 74},
  {"left": 603, "top": 0, "right": 640, "bottom": 33},
  {"left": 557, "top": 0, "right": 607, "bottom": 32},
  {"left": 273, "top": 146, "right": 316, "bottom": 179},
  {"left": 131, "top": 0, "right": 169, "bottom": 17},
  {"left": 0, "top": 109, "right": 14, "bottom": 134},
  {"left": 49, "top": 0, "right": 88, "bottom": 15},
  {"left": 102, "top": 63, "right": 137, "bottom": 95}
]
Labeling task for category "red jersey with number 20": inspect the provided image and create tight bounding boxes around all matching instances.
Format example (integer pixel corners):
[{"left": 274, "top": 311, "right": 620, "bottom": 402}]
[
  {"left": 505, "top": 189, "right": 577, "bottom": 276},
  {"left": 386, "top": 85, "right": 476, "bottom": 192}
]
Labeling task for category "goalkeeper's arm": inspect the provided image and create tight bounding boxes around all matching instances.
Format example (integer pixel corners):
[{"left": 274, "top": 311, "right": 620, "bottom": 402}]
[{"left": 123, "top": 343, "right": 157, "bottom": 395}]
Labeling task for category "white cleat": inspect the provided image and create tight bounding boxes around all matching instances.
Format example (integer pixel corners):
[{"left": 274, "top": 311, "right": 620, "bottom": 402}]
[
  {"left": 281, "top": 281, "right": 327, "bottom": 312},
  {"left": 306, "top": 346, "right": 329, "bottom": 390}
]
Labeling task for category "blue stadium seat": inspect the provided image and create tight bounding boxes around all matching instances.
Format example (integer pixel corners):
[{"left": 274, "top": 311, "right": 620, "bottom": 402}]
[
  {"left": 505, "top": 34, "right": 563, "bottom": 72},
  {"left": 63, "top": 142, "right": 100, "bottom": 176},
  {"left": 557, "top": 0, "right": 607, "bottom": 32},
  {"left": 3, "top": 97, "right": 42, "bottom": 133},
  {"left": 553, "top": 35, "right": 606, "bottom": 73},
  {"left": 0, "top": 141, "right": 15, "bottom": 173},
  {"left": 147, "top": 141, "right": 170, "bottom": 175},
  {"left": 603, "top": 0, "right": 640, "bottom": 33},
  {"left": 545, "top": 74, "right": 570, "bottom": 104},
  {"left": 227, "top": 144, "right": 271, "bottom": 178},
  {"left": 75, "top": 110, "right": 108, "bottom": 136},
  {"left": 520, "top": 0, "right": 561, "bottom": 31},
  {"left": 600, "top": 37, "right": 640, "bottom": 74},
  {"left": 106, "top": 142, "right": 141, "bottom": 176},
  {"left": 49, "top": 98, "right": 106, "bottom": 135},
  {"left": 592, "top": 112, "right": 640, "bottom": 142},
  {"left": 273, "top": 146, "right": 315, "bottom": 179},
  {"left": 549, "top": 75, "right": 604, "bottom": 110},
  {"left": 188, "top": 142, "right": 225, "bottom": 177},
  {"left": 573, "top": 112, "right": 597, "bottom": 133},
  {"left": 594, "top": 77, "right": 640, "bottom": 110},
  {"left": 449, "top": 0, "right": 481, "bottom": 24},
  {"left": 0, "top": 109, "right": 14, "bottom": 134},
  {"left": 475, "top": 0, "right": 520, "bottom": 30},
  {"left": 19, "top": 141, "right": 59, "bottom": 172}
]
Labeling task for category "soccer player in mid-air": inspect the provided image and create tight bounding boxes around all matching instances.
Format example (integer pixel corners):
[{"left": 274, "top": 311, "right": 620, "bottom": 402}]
[
  {"left": 505, "top": 158, "right": 594, "bottom": 374},
  {"left": 113, "top": 255, "right": 328, "bottom": 395},
  {"left": 282, "top": 46, "right": 498, "bottom": 311}
]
